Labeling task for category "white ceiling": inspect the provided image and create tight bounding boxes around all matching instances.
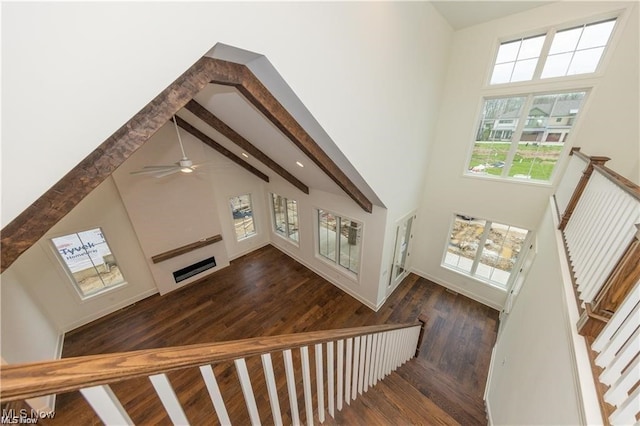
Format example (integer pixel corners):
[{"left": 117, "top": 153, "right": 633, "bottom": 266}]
[{"left": 431, "top": 1, "right": 554, "bottom": 30}]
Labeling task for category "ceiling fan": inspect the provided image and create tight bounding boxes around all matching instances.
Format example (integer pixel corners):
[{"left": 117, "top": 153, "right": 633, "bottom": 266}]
[{"left": 131, "top": 116, "right": 203, "bottom": 178}]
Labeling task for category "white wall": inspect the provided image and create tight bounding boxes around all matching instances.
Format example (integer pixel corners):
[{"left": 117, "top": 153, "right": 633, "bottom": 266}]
[
  {"left": 7, "top": 177, "right": 158, "bottom": 332},
  {"left": 1, "top": 269, "right": 61, "bottom": 411},
  {"left": 411, "top": 1, "right": 640, "bottom": 309},
  {"left": 1, "top": 1, "right": 449, "bottom": 231},
  {"left": 485, "top": 204, "right": 586, "bottom": 425}
]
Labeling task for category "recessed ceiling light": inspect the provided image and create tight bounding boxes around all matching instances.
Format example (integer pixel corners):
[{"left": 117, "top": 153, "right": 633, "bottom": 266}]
[
  {"left": 296, "top": 161, "right": 304, "bottom": 168},
  {"left": 241, "top": 152, "right": 249, "bottom": 158}
]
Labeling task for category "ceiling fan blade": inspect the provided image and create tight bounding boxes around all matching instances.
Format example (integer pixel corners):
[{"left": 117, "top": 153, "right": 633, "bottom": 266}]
[
  {"left": 141, "top": 165, "right": 179, "bottom": 169},
  {"left": 130, "top": 166, "right": 178, "bottom": 175},
  {"left": 153, "top": 168, "right": 181, "bottom": 178}
]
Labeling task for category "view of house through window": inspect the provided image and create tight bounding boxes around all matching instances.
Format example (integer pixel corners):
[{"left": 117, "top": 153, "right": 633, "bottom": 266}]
[
  {"left": 318, "top": 209, "right": 362, "bottom": 274},
  {"left": 444, "top": 215, "right": 530, "bottom": 289},
  {"left": 469, "top": 91, "right": 586, "bottom": 181},
  {"left": 271, "top": 193, "right": 299, "bottom": 243},
  {"left": 230, "top": 194, "right": 256, "bottom": 241},
  {"left": 51, "top": 228, "right": 125, "bottom": 298}
]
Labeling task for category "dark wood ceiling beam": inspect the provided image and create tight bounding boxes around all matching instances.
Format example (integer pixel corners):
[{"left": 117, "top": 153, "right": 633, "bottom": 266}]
[
  {"left": 173, "top": 116, "right": 269, "bottom": 183},
  {"left": 185, "top": 100, "right": 309, "bottom": 194},
  {"left": 230, "top": 67, "right": 373, "bottom": 213}
]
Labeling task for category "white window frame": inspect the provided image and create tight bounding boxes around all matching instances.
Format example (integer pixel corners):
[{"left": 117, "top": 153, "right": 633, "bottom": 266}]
[
  {"left": 270, "top": 193, "right": 299, "bottom": 245},
  {"left": 316, "top": 208, "right": 363, "bottom": 276},
  {"left": 229, "top": 193, "right": 257, "bottom": 242},
  {"left": 466, "top": 89, "right": 590, "bottom": 183},
  {"left": 50, "top": 227, "right": 127, "bottom": 300},
  {"left": 442, "top": 214, "right": 533, "bottom": 291},
  {"left": 487, "top": 14, "right": 620, "bottom": 87}
]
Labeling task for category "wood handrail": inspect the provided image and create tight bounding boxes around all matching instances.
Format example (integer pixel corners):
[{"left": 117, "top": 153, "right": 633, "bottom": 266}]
[
  {"left": 0, "top": 322, "right": 420, "bottom": 403},
  {"left": 593, "top": 164, "right": 640, "bottom": 201}
]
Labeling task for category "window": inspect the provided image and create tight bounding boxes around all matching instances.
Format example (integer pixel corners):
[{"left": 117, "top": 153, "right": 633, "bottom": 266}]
[
  {"left": 468, "top": 91, "right": 586, "bottom": 181},
  {"left": 318, "top": 209, "right": 362, "bottom": 274},
  {"left": 230, "top": 194, "right": 256, "bottom": 241},
  {"left": 490, "top": 18, "right": 616, "bottom": 85},
  {"left": 51, "top": 228, "right": 125, "bottom": 298},
  {"left": 443, "top": 215, "right": 530, "bottom": 289},
  {"left": 271, "top": 193, "right": 299, "bottom": 243}
]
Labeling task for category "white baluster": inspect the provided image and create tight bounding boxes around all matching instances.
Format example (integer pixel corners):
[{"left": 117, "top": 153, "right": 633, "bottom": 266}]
[
  {"left": 351, "top": 336, "right": 360, "bottom": 401},
  {"left": 596, "top": 300, "right": 639, "bottom": 368},
  {"left": 80, "top": 385, "right": 133, "bottom": 426},
  {"left": 357, "top": 335, "right": 366, "bottom": 395},
  {"left": 327, "top": 341, "right": 335, "bottom": 418},
  {"left": 609, "top": 385, "right": 640, "bottom": 426},
  {"left": 149, "top": 373, "right": 190, "bottom": 425},
  {"left": 315, "top": 344, "right": 325, "bottom": 423},
  {"left": 283, "top": 349, "right": 301, "bottom": 426},
  {"left": 599, "top": 327, "right": 640, "bottom": 386},
  {"left": 363, "top": 334, "right": 372, "bottom": 392},
  {"left": 199, "top": 365, "right": 231, "bottom": 426},
  {"left": 369, "top": 333, "right": 378, "bottom": 386},
  {"left": 604, "top": 355, "right": 640, "bottom": 407},
  {"left": 234, "top": 358, "right": 261, "bottom": 426},
  {"left": 300, "top": 346, "right": 314, "bottom": 426},
  {"left": 337, "top": 340, "right": 344, "bottom": 411},
  {"left": 593, "top": 282, "right": 639, "bottom": 352},
  {"left": 261, "top": 353, "right": 283, "bottom": 426},
  {"left": 344, "top": 338, "right": 352, "bottom": 406}
]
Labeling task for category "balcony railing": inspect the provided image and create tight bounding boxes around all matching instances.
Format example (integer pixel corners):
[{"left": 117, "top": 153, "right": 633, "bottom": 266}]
[{"left": 554, "top": 147, "right": 640, "bottom": 425}]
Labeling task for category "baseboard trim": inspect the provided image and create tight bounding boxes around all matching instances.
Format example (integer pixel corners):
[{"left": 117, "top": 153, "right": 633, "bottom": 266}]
[{"left": 484, "top": 345, "right": 497, "bottom": 425}]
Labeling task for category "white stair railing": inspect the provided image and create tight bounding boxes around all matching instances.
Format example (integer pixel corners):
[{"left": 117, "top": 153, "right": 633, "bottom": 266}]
[
  {"left": 592, "top": 280, "right": 640, "bottom": 425},
  {"left": 1, "top": 322, "right": 423, "bottom": 426}
]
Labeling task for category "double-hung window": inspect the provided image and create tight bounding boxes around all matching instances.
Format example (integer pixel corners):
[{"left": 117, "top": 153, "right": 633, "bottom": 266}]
[
  {"left": 443, "top": 215, "right": 531, "bottom": 289},
  {"left": 271, "top": 193, "right": 299, "bottom": 244},
  {"left": 469, "top": 16, "right": 617, "bottom": 182},
  {"left": 317, "top": 209, "right": 362, "bottom": 275},
  {"left": 51, "top": 228, "right": 125, "bottom": 298}
]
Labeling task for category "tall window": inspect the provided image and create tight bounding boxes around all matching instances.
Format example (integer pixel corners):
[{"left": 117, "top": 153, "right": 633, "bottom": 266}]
[
  {"left": 51, "top": 228, "right": 125, "bottom": 298},
  {"left": 468, "top": 91, "right": 586, "bottom": 181},
  {"left": 230, "top": 194, "right": 256, "bottom": 241},
  {"left": 490, "top": 18, "right": 616, "bottom": 85},
  {"left": 318, "top": 209, "right": 362, "bottom": 275},
  {"left": 443, "top": 215, "right": 530, "bottom": 289},
  {"left": 271, "top": 193, "right": 299, "bottom": 244}
]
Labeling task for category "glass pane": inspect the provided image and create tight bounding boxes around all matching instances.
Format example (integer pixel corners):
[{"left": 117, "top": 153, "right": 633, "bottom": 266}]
[
  {"left": 230, "top": 194, "right": 255, "bottom": 240},
  {"left": 518, "top": 35, "right": 545, "bottom": 59},
  {"left": 469, "top": 97, "right": 526, "bottom": 176},
  {"left": 541, "top": 52, "right": 573, "bottom": 78},
  {"left": 548, "top": 27, "right": 582, "bottom": 54},
  {"left": 339, "top": 220, "right": 361, "bottom": 274},
  {"left": 490, "top": 62, "right": 514, "bottom": 84},
  {"left": 272, "top": 194, "right": 286, "bottom": 237},
  {"left": 286, "top": 199, "right": 299, "bottom": 242},
  {"left": 51, "top": 228, "right": 124, "bottom": 297},
  {"left": 445, "top": 216, "right": 486, "bottom": 273},
  {"left": 511, "top": 58, "right": 538, "bottom": 82},
  {"left": 495, "top": 40, "right": 520, "bottom": 63},
  {"left": 509, "top": 92, "right": 586, "bottom": 180},
  {"left": 318, "top": 210, "right": 337, "bottom": 262},
  {"left": 567, "top": 47, "right": 604, "bottom": 75},
  {"left": 477, "top": 223, "right": 528, "bottom": 287},
  {"left": 577, "top": 20, "right": 615, "bottom": 49}
]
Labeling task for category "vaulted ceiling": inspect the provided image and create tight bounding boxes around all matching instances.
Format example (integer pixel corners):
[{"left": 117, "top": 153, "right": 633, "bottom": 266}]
[{"left": 0, "top": 44, "right": 382, "bottom": 272}]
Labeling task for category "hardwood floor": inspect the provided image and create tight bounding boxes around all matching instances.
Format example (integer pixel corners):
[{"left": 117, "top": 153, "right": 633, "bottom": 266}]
[{"left": 48, "top": 245, "right": 499, "bottom": 425}]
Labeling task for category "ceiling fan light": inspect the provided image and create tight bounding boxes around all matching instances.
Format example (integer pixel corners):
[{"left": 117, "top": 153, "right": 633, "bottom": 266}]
[{"left": 181, "top": 167, "right": 194, "bottom": 173}]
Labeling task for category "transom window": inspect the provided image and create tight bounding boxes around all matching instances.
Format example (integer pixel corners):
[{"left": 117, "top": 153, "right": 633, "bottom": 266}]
[
  {"left": 443, "top": 215, "right": 530, "bottom": 289},
  {"left": 490, "top": 18, "right": 616, "bottom": 85},
  {"left": 318, "top": 209, "right": 362, "bottom": 275},
  {"left": 468, "top": 91, "right": 586, "bottom": 181},
  {"left": 51, "top": 228, "right": 125, "bottom": 298},
  {"left": 230, "top": 194, "right": 256, "bottom": 241},
  {"left": 271, "top": 193, "right": 299, "bottom": 244}
]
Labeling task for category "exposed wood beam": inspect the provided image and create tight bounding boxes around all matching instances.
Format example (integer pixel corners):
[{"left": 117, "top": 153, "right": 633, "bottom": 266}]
[
  {"left": 173, "top": 116, "right": 269, "bottom": 183},
  {"left": 184, "top": 100, "right": 309, "bottom": 194},
  {"left": 227, "top": 67, "right": 373, "bottom": 213},
  {"left": 1, "top": 56, "right": 373, "bottom": 272}
]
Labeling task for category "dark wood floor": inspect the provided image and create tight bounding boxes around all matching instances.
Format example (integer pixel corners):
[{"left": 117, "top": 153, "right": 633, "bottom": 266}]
[{"left": 49, "top": 245, "right": 498, "bottom": 425}]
